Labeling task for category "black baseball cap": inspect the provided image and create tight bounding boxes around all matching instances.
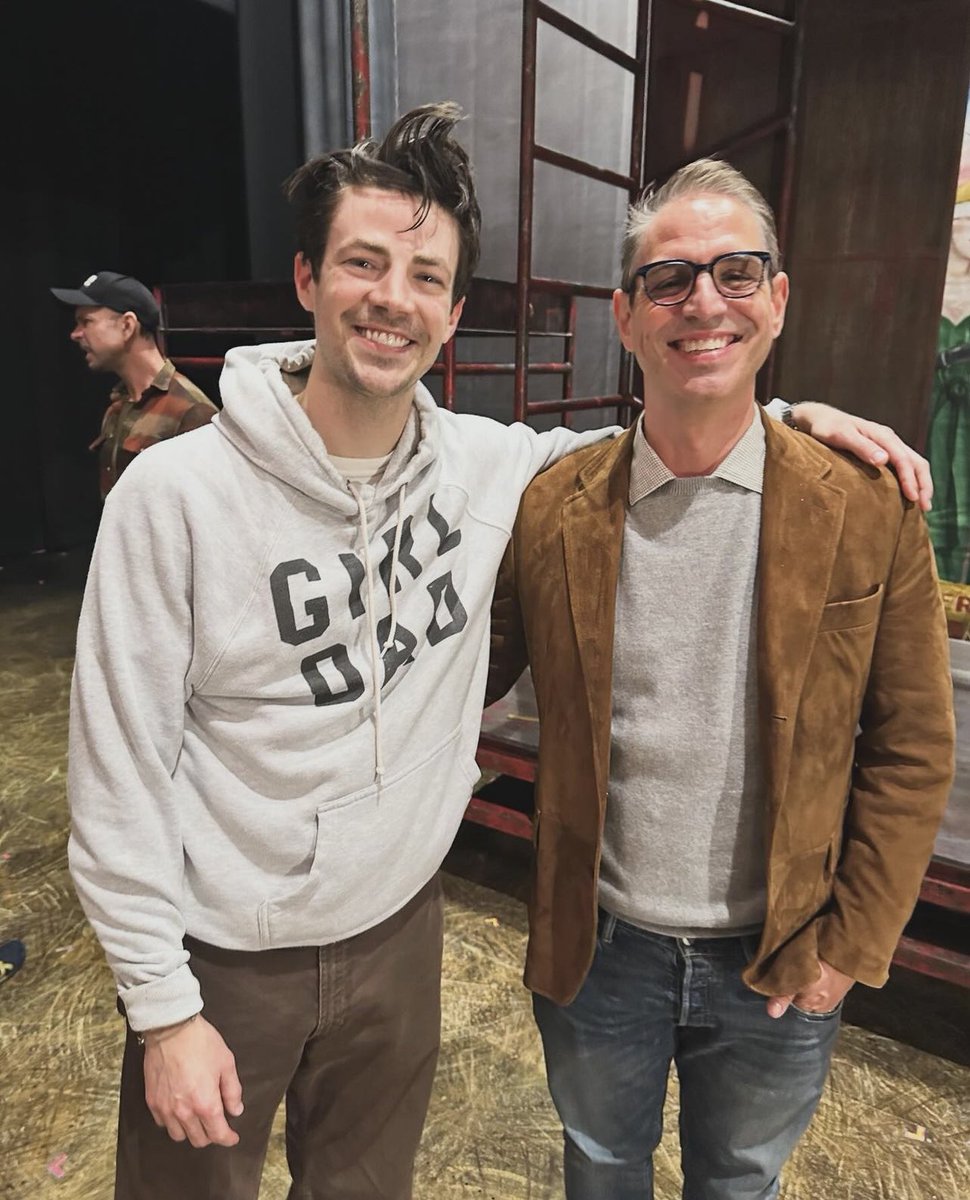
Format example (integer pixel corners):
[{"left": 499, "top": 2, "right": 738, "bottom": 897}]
[{"left": 50, "top": 270, "right": 160, "bottom": 332}]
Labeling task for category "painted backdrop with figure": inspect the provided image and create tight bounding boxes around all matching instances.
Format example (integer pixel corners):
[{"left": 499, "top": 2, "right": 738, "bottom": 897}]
[{"left": 928, "top": 103, "right": 970, "bottom": 585}]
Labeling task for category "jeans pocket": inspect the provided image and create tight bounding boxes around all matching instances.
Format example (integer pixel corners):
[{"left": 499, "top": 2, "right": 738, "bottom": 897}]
[{"left": 788, "top": 999, "right": 844, "bottom": 1022}]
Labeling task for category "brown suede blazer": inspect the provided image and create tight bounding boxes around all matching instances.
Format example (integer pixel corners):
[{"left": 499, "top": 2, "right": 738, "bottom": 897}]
[{"left": 489, "top": 410, "right": 955, "bottom": 1005}]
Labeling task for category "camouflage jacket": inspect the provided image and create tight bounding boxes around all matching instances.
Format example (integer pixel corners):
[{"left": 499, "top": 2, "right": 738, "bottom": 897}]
[{"left": 91, "top": 359, "right": 216, "bottom": 498}]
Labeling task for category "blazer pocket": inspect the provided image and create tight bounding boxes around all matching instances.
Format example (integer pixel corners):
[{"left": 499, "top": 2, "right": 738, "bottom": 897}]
[{"left": 817, "top": 585, "right": 884, "bottom": 633}]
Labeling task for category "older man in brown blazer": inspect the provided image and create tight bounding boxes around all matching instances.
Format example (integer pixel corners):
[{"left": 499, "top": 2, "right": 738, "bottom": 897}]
[{"left": 489, "top": 160, "right": 955, "bottom": 1200}]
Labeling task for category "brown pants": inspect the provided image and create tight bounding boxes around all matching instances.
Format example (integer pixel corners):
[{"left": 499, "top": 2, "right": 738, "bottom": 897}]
[{"left": 115, "top": 876, "right": 444, "bottom": 1200}]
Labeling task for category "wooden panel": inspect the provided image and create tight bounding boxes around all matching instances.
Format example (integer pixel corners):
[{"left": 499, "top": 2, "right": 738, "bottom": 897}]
[
  {"left": 647, "top": 0, "right": 790, "bottom": 185},
  {"left": 774, "top": 0, "right": 970, "bottom": 445},
  {"left": 919, "top": 869, "right": 970, "bottom": 913},
  {"left": 463, "top": 795, "right": 534, "bottom": 841},
  {"left": 780, "top": 258, "right": 950, "bottom": 416},
  {"left": 893, "top": 935, "right": 970, "bottom": 988},
  {"left": 159, "top": 281, "right": 310, "bottom": 332}
]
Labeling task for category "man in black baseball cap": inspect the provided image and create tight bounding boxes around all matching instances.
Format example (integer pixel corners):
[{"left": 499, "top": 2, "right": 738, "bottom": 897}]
[
  {"left": 51, "top": 270, "right": 216, "bottom": 497},
  {"left": 51, "top": 269, "right": 161, "bottom": 332}
]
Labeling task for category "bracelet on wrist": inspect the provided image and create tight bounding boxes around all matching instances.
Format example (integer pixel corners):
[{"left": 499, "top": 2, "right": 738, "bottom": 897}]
[
  {"left": 136, "top": 1012, "right": 200, "bottom": 1047},
  {"left": 770, "top": 397, "right": 801, "bottom": 429}
]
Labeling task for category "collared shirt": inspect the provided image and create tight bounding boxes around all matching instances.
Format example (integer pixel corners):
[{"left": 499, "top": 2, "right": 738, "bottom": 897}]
[
  {"left": 92, "top": 358, "right": 216, "bottom": 498},
  {"left": 629, "top": 405, "right": 766, "bottom": 505}
]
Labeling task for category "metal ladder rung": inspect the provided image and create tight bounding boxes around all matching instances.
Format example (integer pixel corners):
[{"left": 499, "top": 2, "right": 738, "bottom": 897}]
[
  {"left": 536, "top": 1, "right": 641, "bottom": 72},
  {"left": 534, "top": 144, "right": 639, "bottom": 192}
]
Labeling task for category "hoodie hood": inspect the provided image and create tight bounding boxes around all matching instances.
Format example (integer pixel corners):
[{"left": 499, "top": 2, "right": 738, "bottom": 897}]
[{"left": 214, "top": 339, "right": 441, "bottom": 514}]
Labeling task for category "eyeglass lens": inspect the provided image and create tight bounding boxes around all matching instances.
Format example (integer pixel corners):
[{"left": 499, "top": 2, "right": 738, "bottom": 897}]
[{"left": 640, "top": 253, "right": 767, "bottom": 304}]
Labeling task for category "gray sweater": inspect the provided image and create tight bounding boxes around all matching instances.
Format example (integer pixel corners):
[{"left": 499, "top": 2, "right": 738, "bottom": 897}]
[{"left": 598, "top": 413, "right": 768, "bottom": 936}]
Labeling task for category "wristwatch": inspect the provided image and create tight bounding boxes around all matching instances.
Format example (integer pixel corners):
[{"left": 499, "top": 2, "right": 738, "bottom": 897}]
[{"left": 765, "top": 396, "right": 800, "bottom": 429}]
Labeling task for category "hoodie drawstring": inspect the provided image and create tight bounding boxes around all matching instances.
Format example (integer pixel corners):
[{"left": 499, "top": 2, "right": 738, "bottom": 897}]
[
  {"left": 349, "top": 481, "right": 408, "bottom": 785},
  {"left": 382, "top": 481, "right": 407, "bottom": 656}
]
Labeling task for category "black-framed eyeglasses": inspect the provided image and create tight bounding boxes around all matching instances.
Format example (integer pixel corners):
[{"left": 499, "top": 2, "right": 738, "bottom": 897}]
[{"left": 630, "top": 251, "right": 773, "bottom": 306}]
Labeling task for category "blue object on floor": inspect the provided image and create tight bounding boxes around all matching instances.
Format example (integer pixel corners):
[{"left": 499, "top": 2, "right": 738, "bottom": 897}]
[{"left": 0, "top": 939, "right": 26, "bottom": 984}]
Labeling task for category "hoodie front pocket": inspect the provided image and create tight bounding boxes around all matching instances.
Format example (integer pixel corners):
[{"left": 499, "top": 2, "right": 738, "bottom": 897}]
[{"left": 257, "top": 724, "right": 471, "bottom": 947}]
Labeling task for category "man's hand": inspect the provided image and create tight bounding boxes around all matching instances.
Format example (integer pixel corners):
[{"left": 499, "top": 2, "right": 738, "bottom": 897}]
[
  {"left": 789, "top": 402, "right": 933, "bottom": 512},
  {"left": 766, "top": 958, "right": 855, "bottom": 1020},
  {"left": 142, "top": 1014, "right": 244, "bottom": 1147}
]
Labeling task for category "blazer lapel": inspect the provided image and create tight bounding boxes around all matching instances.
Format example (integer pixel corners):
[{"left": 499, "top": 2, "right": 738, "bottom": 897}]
[
  {"left": 561, "top": 426, "right": 636, "bottom": 788},
  {"left": 757, "top": 412, "right": 847, "bottom": 818}
]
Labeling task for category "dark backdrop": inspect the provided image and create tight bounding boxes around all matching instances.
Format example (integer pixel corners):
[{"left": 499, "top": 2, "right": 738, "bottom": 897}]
[{"left": 0, "top": 0, "right": 248, "bottom": 557}]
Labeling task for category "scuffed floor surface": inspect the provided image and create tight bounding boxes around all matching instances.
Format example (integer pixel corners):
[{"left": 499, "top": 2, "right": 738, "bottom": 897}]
[{"left": 2, "top": 574, "right": 969, "bottom": 1199}]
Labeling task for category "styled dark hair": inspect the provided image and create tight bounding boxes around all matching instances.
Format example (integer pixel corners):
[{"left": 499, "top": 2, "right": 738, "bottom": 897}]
[{"left": 283, "top": 101, "right": 481, "bottom": 303}]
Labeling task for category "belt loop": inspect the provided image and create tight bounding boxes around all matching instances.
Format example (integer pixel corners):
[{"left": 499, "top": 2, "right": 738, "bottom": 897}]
[{"left": 599, "top": 910, "right": 618, "bottom": 945}]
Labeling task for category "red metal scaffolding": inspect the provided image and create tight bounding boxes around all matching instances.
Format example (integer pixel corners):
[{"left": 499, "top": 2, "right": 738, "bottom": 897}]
[
  {"left": 350, "top": 0, "right": 372, "bottom": 142},
  {"left": 513, "top": 0, "right": 650, "bottom": 427}
]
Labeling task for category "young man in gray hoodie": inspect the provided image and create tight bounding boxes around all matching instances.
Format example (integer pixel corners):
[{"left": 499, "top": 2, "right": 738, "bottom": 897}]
[{"left": 67, "top": 103, "right": 934, "bottom": 1200}]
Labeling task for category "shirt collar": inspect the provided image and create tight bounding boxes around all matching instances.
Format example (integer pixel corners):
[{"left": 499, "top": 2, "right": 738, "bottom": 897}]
[
  {"left": 114, "top": 358, "right": 177, "bottom": 404},
  {"left": 150, "top": 358, "right": 177, "bottom": 392},
  {"left": 629, "top": 405, "right": 765, "bottom": 505}
]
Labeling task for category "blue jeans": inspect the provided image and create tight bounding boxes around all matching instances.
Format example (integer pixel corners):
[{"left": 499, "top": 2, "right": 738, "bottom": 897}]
[{"left": 533, "top": 912, "right": 841, "bottom": 1200}]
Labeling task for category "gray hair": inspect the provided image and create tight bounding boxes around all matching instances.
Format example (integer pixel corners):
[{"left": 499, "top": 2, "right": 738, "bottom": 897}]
[{"left": 620, "top": 158, "right": 780, "bottom": 291}]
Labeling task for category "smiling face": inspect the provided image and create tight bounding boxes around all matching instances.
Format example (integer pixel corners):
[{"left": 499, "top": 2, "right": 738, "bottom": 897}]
[
  {"left": 294, "top": 185, "right": 464, "bottom": 410},
  {"left": 613, "top": 192, "right": 788, "bottom": 414}
]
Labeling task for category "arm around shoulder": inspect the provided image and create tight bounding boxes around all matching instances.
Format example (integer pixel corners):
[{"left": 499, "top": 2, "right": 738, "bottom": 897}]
[{"left": 783, "top": 401, "right": 933, "bottom": 510}]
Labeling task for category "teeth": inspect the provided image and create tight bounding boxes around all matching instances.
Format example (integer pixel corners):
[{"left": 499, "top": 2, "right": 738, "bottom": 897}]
[
  {"left": 360, "top": 327, "right": 410, "bottom": 348},
  {"left": 678, "top": 336, "right": 734, "bottom": 353}
]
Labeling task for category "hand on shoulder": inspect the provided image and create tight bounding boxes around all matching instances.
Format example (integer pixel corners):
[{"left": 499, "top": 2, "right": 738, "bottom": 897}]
[{"left": 785, "top": 401, "right": 932, "bottom": 512}]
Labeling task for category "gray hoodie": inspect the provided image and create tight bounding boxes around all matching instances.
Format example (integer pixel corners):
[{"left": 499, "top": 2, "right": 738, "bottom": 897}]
[{"left": 67, "top": 339, "right": 613, "bottom": 1031}]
